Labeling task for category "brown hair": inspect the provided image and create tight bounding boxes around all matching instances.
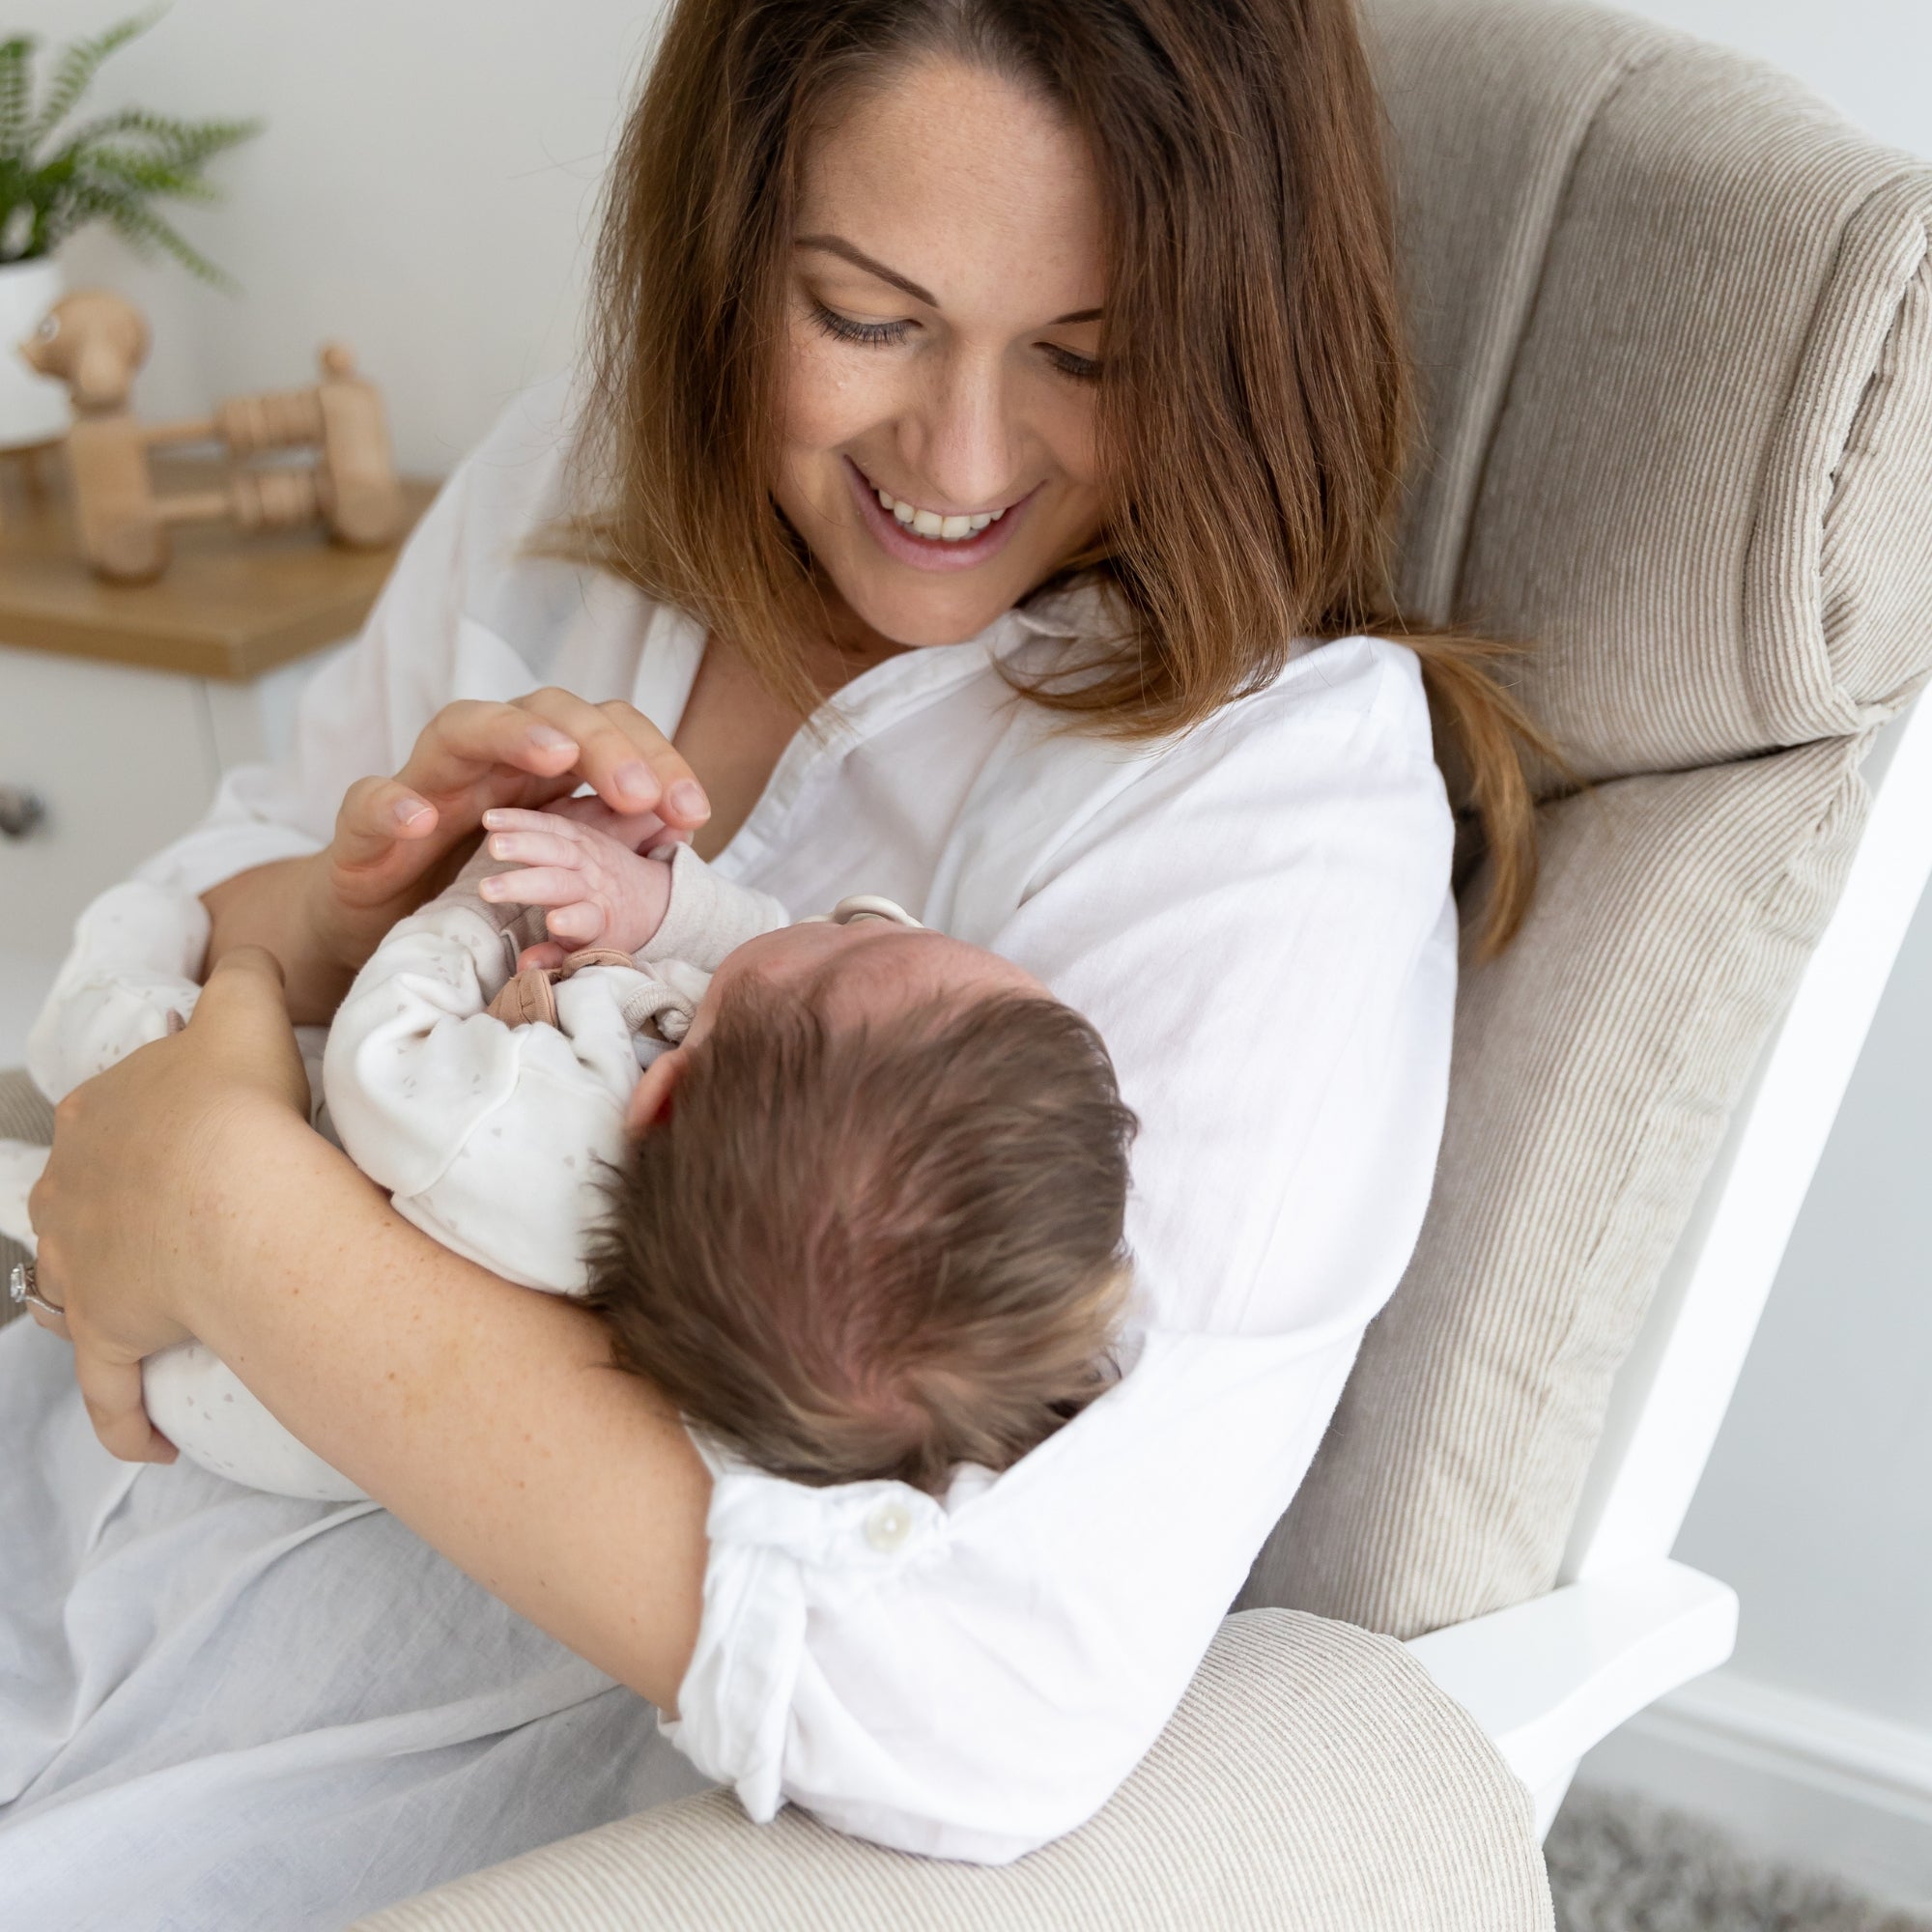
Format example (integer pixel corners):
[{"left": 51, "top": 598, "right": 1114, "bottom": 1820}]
[
  {"left": 583, "top": 983, "right": 1138, "bottom": 1493},
  {"left": 558, "top": 0, "right": 1551, "bottom": 953}
]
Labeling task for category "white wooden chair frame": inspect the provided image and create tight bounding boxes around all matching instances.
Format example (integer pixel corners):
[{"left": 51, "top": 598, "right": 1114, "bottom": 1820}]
[{"left": 1405, "top": 693, "right": 1932, "bottom": 1833}]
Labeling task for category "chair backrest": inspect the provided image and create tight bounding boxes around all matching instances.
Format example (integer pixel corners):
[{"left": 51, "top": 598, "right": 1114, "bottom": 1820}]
[
  {"left": 1562, "top": 690, "right": 1932, "bottom": 1582},
  {"left": 1241, "top": 0, "right": 1932, "bottom": 1638}
]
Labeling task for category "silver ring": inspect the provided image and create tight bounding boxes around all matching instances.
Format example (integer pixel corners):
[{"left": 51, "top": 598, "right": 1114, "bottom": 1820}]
[{"left": 8, "top": 1259, "right": 64, "bottom": 1319}]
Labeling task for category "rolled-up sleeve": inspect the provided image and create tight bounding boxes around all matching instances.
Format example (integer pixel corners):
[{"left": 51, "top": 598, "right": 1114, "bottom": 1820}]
[{"left": 667, "top": 639, "right": 1459, "bottom": 1861}]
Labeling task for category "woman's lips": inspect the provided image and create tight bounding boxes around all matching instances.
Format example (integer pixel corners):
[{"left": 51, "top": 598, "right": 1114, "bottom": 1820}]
[{"left": 843, "top": 457, "right": 1036, "bottom": 573}]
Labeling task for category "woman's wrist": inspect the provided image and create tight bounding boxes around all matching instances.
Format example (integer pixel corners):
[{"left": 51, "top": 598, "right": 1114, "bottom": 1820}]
[{"left": 203, "top": 855, "right": 350, "bottom": 1024}]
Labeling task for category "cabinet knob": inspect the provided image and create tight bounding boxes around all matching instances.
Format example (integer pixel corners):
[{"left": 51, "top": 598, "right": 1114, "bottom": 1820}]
[{"left": 0, "top": 785, "right": 46, "bottom": 838}]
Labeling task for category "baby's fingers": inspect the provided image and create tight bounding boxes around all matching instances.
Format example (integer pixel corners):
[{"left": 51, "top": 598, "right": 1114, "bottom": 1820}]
[
  {"left": 477, "top": 867, "right": 588, "bottom": 910},
  {"left": 486, "top": 799, "right": 673, "bottom": 852},
  {"left": 484, "top": 825, "right": 588, "bottom": 872},
  {"left": 543, "top": 901, "right": 607, "bottom": 946}
]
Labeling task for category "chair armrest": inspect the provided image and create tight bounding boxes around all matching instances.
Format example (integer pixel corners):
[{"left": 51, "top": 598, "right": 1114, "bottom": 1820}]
[
  {"left": 1405, "top": 1557, "right": 1738, "bottom": 1813},
  {"left": 355, "top": 1609, "right": 1552, "bottom": 1932}
]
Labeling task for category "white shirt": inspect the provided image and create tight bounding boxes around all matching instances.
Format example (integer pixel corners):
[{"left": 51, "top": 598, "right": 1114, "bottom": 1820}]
[{"left": 36, "top": 376, "right": 1456, "bottom": 1863}]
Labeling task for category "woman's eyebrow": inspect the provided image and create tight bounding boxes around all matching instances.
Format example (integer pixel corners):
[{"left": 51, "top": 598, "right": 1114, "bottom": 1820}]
[
  {"left": 797, "top": 234, "right": 937, "bottom": 304},
  {"left": 794, "top": 233, "right": 1101, "bottom": 326}
]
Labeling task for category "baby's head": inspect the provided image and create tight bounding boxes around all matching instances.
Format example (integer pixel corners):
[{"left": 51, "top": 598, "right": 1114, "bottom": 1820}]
[{"left": 582, "top": 919, "right": 1137, "bottom": 1494}]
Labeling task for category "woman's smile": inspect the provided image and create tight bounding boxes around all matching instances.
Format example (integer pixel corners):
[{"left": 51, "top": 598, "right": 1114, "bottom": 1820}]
[{"left": 841, "top": 455, "right": 1038, "bottom": 573}]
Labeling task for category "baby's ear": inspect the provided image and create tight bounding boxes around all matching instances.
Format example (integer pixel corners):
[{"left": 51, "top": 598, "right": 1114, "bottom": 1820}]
[{"left": 626, "top": 1048, "right": 687, "bottom": 1135}]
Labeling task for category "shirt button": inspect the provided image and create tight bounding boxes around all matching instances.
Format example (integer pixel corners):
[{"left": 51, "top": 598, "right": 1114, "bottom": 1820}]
[{"left": 865, "top": 1500, "right": 913, "bottom": 1552}]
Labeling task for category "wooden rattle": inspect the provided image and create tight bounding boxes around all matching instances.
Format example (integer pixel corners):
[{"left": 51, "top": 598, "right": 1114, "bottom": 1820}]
[{"left": 47, "top": 305, "right": 406, "bottom": 582}]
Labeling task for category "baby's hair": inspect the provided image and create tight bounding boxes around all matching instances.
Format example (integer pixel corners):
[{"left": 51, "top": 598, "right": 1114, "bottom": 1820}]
[{"left": 582, "top": 980, "right": 1138, "bottom": 1494}]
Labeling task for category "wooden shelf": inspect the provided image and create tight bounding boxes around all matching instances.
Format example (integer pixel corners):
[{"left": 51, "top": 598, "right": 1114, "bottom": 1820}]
[{"left": 0, "top": 449, "right": 439, "bottom": 682}]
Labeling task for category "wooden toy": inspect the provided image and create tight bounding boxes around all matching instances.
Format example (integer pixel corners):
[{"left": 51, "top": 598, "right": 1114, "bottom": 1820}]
[
  {"left": 30, "top": 290, "right": 407, "bottom": 583},
  {"left": 22, "top": 290, "right": 152, "bottom": 414}
]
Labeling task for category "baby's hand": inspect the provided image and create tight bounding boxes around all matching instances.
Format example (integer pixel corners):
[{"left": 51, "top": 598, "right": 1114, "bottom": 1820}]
[{"left": 477, "top": 802, "right": 680, "bottom": 953}]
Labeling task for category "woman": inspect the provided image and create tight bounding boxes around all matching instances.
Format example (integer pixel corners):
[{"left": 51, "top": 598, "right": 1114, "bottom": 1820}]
[{"left": 8, "top": 0, "right": 1538, "bottom": 1918}]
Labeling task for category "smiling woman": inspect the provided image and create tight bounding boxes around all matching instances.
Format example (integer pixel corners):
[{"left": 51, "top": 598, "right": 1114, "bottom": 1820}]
[{"left": 558, "top": 0, "right": 1547, "bottom": 952}]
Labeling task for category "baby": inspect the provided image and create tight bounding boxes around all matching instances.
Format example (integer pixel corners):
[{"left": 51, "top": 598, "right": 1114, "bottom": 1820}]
[{"left": 11, "top": 800, "right": 1137, "bottom": 1503}]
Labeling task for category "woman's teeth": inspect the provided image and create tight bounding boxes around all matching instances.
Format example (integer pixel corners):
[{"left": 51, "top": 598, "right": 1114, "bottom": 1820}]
[{"left": 873, "top": 486, "right": 1004, "bottom": 542}]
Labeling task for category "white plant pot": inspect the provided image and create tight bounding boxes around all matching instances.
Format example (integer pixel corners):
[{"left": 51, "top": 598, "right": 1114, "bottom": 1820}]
[{"left": 0, "top": 256, "right": 71, "bottom": 450}]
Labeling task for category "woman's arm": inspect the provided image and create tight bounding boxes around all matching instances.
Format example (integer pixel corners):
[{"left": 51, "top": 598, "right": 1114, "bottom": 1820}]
[{"left": 26, "top": 950, "right": 709, "bottom": 1712}]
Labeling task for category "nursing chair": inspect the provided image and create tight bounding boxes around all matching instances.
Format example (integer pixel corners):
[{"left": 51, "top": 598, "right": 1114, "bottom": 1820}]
[{"left": 6, "top": 1, "right": 1928, "bottom": 1924}]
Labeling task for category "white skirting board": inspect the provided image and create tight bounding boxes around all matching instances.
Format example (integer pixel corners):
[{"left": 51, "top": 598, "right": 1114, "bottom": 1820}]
[{"left": 1576, "top": 1665, "right": 1932, "bottom": 1911}]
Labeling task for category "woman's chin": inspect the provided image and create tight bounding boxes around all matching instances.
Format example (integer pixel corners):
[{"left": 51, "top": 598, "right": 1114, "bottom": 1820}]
[{"left": 832, "top": 572, "right": 1024, "bottom": 654}]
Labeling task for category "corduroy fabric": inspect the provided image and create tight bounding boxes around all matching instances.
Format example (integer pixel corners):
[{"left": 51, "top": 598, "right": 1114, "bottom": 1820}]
[
  {"left": 0, "top": 1067, "right": 52, "bottom": 1323},
  {"left": 1240, "top": 0, "right": 1932, "bottom": 1646},
  {"left": 1246, "top": 736, "right": 1872, "bottom": 1634},
  {"left": 1365, "top": 0, "right": 1680, "bottom": 625},
  {"left": 1372, "top": 0, "right": 1932, "bottom": 783},
  {"left": 355, "top": 1609, "right": 1551, "bottom": 1932}
]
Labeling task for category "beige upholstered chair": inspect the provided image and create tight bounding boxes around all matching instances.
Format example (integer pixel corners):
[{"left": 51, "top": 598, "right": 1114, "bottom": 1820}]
[{"left": 8, "top": 2, "right": 1927, "bottom": 1924}]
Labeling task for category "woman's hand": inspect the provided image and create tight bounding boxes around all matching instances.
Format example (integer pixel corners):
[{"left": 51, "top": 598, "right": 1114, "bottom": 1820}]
[
  {"left": 25, "top": 948, "right": 314, "bottom": 1463},
  {"left": 208, "top": 692, "right": 712, "bottom": 1021}
]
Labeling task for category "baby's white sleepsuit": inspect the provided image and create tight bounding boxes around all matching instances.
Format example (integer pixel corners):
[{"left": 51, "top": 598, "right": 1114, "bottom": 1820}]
[{"left": 7, "top": 839, "right": 788, "bottom": 1499}]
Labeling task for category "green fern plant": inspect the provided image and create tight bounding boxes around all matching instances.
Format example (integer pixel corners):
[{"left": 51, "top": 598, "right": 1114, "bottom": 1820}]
[{"left": 0, "top": 7, "right": 261, "bottom": 288}]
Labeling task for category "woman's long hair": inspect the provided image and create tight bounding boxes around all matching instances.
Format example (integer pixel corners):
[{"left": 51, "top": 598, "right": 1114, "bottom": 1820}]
[{"left": 556, "top": 0, "right": 1551, "bottom": 953}]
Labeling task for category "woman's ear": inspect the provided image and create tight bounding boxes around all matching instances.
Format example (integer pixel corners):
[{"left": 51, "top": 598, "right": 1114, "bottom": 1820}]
[{"left": 626, "top": 1048, "right": 688, "bottom": 1136}]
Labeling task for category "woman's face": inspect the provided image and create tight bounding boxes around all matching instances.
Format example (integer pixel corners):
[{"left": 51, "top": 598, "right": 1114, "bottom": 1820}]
[{"left": 774, "top": 57, "right": 1109, "bottom": 655}]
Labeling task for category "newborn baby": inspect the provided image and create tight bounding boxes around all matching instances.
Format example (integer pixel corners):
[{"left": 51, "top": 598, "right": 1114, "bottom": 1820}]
[{"left": 13, "top": 801, "right": 1137, "bottom": 1504}]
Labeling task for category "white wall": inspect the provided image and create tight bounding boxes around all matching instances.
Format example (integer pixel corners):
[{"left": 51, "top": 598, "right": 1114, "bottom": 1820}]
[
  {"left": 20, "top": 0, "right": 673, "bottom": 473},
  {"left": 1565, "top": 0, "right": 1932, "bottom": 1906},
  {"left": 1614, "top": 0, "right": 1932, "bottom": 156}
]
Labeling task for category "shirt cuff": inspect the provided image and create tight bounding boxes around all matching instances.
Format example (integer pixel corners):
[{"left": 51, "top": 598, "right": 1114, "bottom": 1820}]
[
  {"left": 443, "top": 838, "right": 550, "bottom": 957},
  {"left": 639, "top": 843, "right": 790, "bottom": 973},
  {"left": 658, "top": 1435, "right": 947, "bottom": 1822}
]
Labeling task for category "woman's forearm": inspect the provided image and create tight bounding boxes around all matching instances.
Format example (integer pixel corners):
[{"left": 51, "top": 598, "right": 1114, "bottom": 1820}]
[
  {"left": 202, "top": 857, "right": 351, "bottom": 1024},
  {"left": 185, "top": 1102, "right": 710, "bottom": 1710}
]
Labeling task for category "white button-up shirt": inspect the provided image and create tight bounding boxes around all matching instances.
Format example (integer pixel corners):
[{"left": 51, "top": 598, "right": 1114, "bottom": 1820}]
[{"left": 111, "top": 376, "right": 1457, "bottom": 1863}]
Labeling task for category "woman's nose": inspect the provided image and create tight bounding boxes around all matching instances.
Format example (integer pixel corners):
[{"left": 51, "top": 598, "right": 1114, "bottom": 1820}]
[{"left": 904, "top": 350, "right": 1020, "bottom": 512}]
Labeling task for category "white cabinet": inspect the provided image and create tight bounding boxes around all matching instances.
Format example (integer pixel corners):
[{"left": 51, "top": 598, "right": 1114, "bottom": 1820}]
[
  {"left": 0, "top": 463, "right": 430, "bottom": 1071},
  {"left": 0, "top": 639, "right": 340, "bottom": 1065}
]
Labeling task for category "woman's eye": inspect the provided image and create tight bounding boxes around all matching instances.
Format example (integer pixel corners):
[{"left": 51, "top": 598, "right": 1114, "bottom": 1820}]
[
  {"left": 1042, "top": 344, "right": 1101, "bottom": 384},
  {"left": 810, "top": 300, "right": 912, "bottom": 348}
]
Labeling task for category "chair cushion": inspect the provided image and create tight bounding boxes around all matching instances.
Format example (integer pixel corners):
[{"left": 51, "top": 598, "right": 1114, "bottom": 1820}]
[
  {"left": 1372, "top": 0, "right": 1932, "bottom": 781},
  {"left": 355, "top": 1610, "right": 1551, "bottom": 1931},
  {"left": 1244, "top": 735, "right": 1869, "bottom": 1634}
]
